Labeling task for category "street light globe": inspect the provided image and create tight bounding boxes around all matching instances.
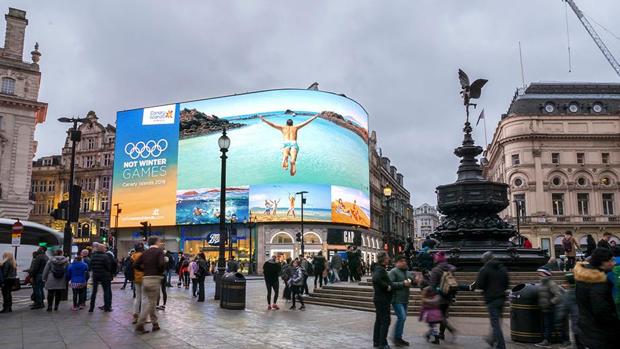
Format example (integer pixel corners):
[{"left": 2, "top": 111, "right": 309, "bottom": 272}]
[
  {"left": 383, "top": 186, "right": 392, "bottom": 198},
  {"left": 218, "top": 129, "right": 230, "bottom": 150}
]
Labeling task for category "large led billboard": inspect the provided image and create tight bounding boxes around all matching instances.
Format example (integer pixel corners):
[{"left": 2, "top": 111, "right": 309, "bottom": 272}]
[{"left": 112, "top": 89, "right": 370, "bottom": 228}]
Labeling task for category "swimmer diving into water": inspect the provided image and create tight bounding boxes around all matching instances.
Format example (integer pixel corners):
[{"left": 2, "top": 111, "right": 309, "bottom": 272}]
[{"left": 260, "top": 114, "right": 319, "bottom": 176}]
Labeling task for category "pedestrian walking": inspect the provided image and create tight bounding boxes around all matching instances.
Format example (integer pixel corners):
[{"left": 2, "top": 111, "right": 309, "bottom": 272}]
[
  {"left": 535, "top": 267, "right": 567, "bottom": 348},
  {"left": 157, "top": 250, "right": 169, "bottom": 311},
  {"left": 388, "top": 255, "right": 412, "bottom": 347},
  {"left": 562, "top": 231, "right": 580, "bottom": 271},
  {"left": 372, "top": 251, "right": 392, "bottom": 349},
  {"left": 471, "top": 251, "right": 509, "bottom": 349},
  {"left": 574, "top": 248, "right": 619, "bottom": 349},
  {"left": 347, "top": 246, "right": 362, "bottom": 282},
  {"left": 131, "top": 243, "right": 145, "bottom": 323},
  {"left": 196, "top": 253, "right": 207, "bottom": 302},
  {"left": 1, "top": 251, "right": 18, "bottom": 313},
  {"left": 331, "top": 252, "right": 342, "bottom": 282},
  {"left": 555, "top": 273, "right": 585, "bottom": 349},
  {"left": 288, "top": 259, "right": 305, "bottom": 310},
  {"left": 281, "top": 257, "right": 293, "bottom": 302},
  {"left": 28, "top": 246, "right": 48, "bottom": 309},
  {"left": 420, "top": 285, "right": 443, "bottom": 344},
  {"left": 134, "top": 236, "right": 165, "bottom": 334},
  {"left": 180, "top": 258, "right": 190, "bottom": 289},
  {"left": 66, "top": 255, "right": 88, "bottom": 311},
  {"left": 189, "top": 257, "right": 198, "bottom": 297},
  {"left": 42, "top": 249, "right": 68, "bottom": 312},
  {"left": 164, "top": 250, "right": 175, "bottom": 287},
  {"left": 312, "top": 251, "right": 326, "bottom": 289},
  {"left": 300, "top": 255, "right": 312, "bottom": 294},
  {"left": 227, "top": 256, "right": 240, "bottom": 273},
  {"left": 429, "top": 251, "right": 457, "bottom": 340},
  {"left": 263, "top": 255, "right": 282, "bottom": 310},
  {"left": 89, "top": 243, "right": 114, "bottom": 312},
  {"left": 121, "top": 252, "right": 135, "bottom": 290}
]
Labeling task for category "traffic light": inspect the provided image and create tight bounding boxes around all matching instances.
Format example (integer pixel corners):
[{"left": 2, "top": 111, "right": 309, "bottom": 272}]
[
  {"left": 50, "top": 200, "right": 69, "bottom": 220},
  {"left": 68, "top": 184, "right": 81, "bottom": 223},
  {"left": 100, "top": 228, "right": 108, "bottom": 243},
  {"left": 296, "top": 232, "right": 302, "bottom": 242}
]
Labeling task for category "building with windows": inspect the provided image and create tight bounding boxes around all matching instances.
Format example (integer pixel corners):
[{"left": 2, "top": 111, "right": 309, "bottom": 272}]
[
  {"left": 413, "top": 203, "right": 440, "bottom": 246},
  {"left": 369, "top": 130, "right": 415, "bottom": 257},
  {"left": 0, "top": 8, "right": 47, "bottom": 219},
  {"left": 29, "top": 111, "right": 115, "bottom": 248},
  {"left": 483, "top": 82, "right": 620, "bottom": 257}
]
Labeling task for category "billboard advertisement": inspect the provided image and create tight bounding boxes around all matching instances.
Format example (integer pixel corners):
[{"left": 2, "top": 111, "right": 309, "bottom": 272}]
[{"left": 112, "top": 89, "right": 370, "bottom": 228}]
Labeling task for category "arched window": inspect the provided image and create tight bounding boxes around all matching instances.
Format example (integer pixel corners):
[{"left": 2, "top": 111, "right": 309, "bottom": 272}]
[
  {"left": 1, "top": 77, "right": 15, "bottom": 95},
  {"left": 271, "top": 232, "right": 293, "bottom": 244},
  {"left": 303, "top": 232, "right": 322, "bottom": 244}
]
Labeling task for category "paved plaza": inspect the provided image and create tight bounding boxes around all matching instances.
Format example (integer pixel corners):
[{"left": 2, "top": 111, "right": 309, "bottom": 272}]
[{"left": 0, "top": 278, "right": 544, "bottom": 349}]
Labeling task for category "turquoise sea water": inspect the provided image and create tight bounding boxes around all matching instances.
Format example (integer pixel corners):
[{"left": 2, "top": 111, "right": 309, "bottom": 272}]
[{"left": 177, "top": 113, "right": 369, "bottom": 192}]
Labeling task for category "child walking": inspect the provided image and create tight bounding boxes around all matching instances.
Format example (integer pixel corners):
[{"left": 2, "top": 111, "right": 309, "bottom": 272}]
[{"left": 420, "top": 285, "right": 443, "bottom": 344}]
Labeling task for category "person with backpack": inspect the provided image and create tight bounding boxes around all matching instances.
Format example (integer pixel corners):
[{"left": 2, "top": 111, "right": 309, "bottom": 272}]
[
  {"left": 312, "top": 251, "right": 326, "bottom": 289},
  {"left": 429, "top": 251, "right": 457, "bottom": 341},
  {"left": 66, "top": 255, "right": 89, "bottom": 311},
  {"left": 388, "top": 255, "right": 413, "bottom": 347},
  {"left": 562, "top": 231, "right": 580, "bottom": 271},
  {"left": 535, "top": 267, "right": 568, "bottom": 348},
  {"left": 471, "top": 252, "right": 509, "bottom": 349},
  {"left": 42, "top": 249, "right": 69, "bottom": 312},
  {"left": 288, "top": 259, "right": 305, "bottom": 310}
]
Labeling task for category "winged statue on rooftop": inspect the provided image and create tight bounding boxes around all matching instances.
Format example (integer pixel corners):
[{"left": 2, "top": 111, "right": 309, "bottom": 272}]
[{"left": 458, "top": 69, "right": 487, "bottom": 123}]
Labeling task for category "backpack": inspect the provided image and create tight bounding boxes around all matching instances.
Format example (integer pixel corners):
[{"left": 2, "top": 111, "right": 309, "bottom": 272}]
[
  {"left": 562, "top": 238, "right": 572, "bottom": 253},
  {"left": 439, "top": 270, "right": 458, "bottom": 296},
  {"left": 52, "top": 263, "right": 66, "bottom": 279}
]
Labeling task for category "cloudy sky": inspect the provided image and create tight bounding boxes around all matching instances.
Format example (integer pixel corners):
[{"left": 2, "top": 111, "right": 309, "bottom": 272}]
[{"left": 9, "top": 0, "right": 620, "bottom": 206}]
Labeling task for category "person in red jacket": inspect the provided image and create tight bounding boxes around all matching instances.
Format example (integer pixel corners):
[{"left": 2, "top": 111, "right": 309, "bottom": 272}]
[{"left": 523, "top": 237, "right": 533, "bottom": 249}]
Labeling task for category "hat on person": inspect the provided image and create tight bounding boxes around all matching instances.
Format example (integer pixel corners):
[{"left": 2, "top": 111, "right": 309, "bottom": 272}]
[
  {"left": 537, "top": 267, "right": 552, "bottom": 277},
  {"left": 433, "top": 251, "right": 447, "bottom": 264}
]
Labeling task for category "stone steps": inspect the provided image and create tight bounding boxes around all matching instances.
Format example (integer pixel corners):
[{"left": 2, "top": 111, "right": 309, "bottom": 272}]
[{"left": 306, "top": 271, "right": 566, "bottom": 318}]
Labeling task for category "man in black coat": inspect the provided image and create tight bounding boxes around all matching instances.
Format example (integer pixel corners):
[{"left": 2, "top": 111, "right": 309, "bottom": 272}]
[
  {"left": 28, "top": 247, "right": 49, "bottom": 309},
  {"left": 471, "top": 252, "right": 509, "bottom": 349},
  {"left": 372, "top": 251, "right": 392, "bottom": 349},
  {"left": 89, "top": 243, "right": 114, "bottom": 312},
  {"left": 597, "top": 232, "right": 613, "bottom": 250},
  {"left": 574, "top": 248, "right": 619, "bottom": 349}
]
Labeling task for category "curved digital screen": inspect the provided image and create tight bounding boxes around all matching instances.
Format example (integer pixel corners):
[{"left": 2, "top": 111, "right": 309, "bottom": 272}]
[{"left": 112, "top": 89, "right": 370, "bottom": 228}]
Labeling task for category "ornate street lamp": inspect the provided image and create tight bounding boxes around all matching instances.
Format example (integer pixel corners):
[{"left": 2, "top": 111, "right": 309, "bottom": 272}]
[
  {"left": 214, "top": 129, "right": 230, "bottom": 300},
  {"left": 383, "top": 186, "right": 394, "bottom": 257}
]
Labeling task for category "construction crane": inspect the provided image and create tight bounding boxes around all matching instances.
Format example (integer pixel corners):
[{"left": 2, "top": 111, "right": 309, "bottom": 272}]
[{"left": 564, "top": 0, "right": 620, "bottom": 77}]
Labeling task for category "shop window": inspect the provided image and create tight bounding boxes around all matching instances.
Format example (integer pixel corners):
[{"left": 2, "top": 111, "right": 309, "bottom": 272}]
[
  {"left": 303, "top": 232, "right": 321, "bottom": 244},
  {"left": 272, "top": 232, "right": 293, "bottom": 244}
]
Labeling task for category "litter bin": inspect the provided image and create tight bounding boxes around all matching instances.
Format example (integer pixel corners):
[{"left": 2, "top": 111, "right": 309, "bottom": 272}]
[
  {"left": 510, "top": 283, "right": 543, "bottom": 343},
  {"left": 510, "top": 283, "right": 569, "bottom": 344},
  {"left": 220, "top": 272, "right": 246, "bottom": 310}
]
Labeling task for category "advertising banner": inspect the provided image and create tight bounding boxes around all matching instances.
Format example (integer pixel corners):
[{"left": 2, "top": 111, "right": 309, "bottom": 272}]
[{"left": 112, "top": 89, "right": 370, "bottom": 228}]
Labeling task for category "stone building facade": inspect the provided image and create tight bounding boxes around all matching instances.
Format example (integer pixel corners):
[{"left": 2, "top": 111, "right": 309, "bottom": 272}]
[
  {"left": 0, "top": 8, "right": 47, "bottom": 219},
  {"left": 369, "top": 130, "right": 415, "bottom": 256},
  {"left": 30, "top": 112, "right": 115, "bottom": 247},
  {"left": 413, "top": 203, "right": 440, "bottom": 246},
  {"left": 483, "top": 82, "right": 620, "bottom": 257}
]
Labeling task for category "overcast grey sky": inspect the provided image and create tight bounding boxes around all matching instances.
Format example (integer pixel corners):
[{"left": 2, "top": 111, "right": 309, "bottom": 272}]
[{"left": 9, "top": 0, "right": 620, "bottom": 206}]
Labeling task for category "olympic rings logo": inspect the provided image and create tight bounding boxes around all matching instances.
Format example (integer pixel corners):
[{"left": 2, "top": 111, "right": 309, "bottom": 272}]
[{"left": 124, "top": 139, "right": 168, "bottom": 159}]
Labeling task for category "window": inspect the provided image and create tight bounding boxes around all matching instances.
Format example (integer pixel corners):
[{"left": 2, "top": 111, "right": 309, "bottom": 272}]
[
  {"left": 551, "top": 176, "right": 562, "bottom": 186},
  {"left": 87, "top": 138, "right": 96, "bottom": 150},
  {"left": 577, "top": 153, "right": 585, "bottom": 165},
  {"left": 100, "top": 196, "right": 109, "bottom": 212},
  {"left": 514, "top": 178, "right": 523, "bottom": 187},
  {"left": 47, "top": 180, "right": 55, "bottom": 193},
  {"left": 601, "top": 177, "right": 611, "bottom": 186},
  {"left": 272, "top": 233, "right": 293, "bottom": 244},
  {"left": 603, "top": 193, "right": 615, "bottom": 215},
  {"left": 83, "top": 156, "right": 94, "bottom": 168},
  {"left": 42, "top": 158, "right": 53, "bottom": 166},
  {"left": 46, "top": 198, "right": 54, "bottom": 214},
  {"left": 602, "top": 153, "right": 610, "bottom": 164},
  {"left": 552, "top": 193, "right": 564, "bottom": 216},
  {"left": 577, "top": 177, "right": 587, "bottom": 186},
  {"left": 511, "top": 154, "right": 520, "bottom": 165},
  {"left": 81, "top": 197, "right": 93, "bottom": 212},
  {"left": 577, "top": 193, "right": 589, "bottom": 216},
  {"left": 103, "top": 153, "right": 112, "bottom": 167},
  {"left": 101, "top": 176, "right": 111, "bottom": 190},
  {"left": 541, "top": 238, "right": 551, "bottom": 254},
  {"left": 551, "top": 153, "right": 560, "bottom": 164},
  {"left": 1, "top": 77, "right": 15, "bottom": 95},
  {"left": 86, "top": 177, "right": 96, "bottom": 191},
  {"left": 514, "top": 194, "right": 526, "bottom": 217}
]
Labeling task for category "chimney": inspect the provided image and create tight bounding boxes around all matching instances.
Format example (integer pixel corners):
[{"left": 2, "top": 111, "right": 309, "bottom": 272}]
[{"left": 3, "top": 8, "right": 28, "bottom": 61}]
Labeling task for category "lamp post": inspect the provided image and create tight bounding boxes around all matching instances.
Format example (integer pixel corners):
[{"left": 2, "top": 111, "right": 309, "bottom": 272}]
[
  {"left": 113, "top": 203, "right": 121, "bottom": 256},
  {"left": 58, "top": 116, "right": 88, "bottom": 256},
  {"left": 514, "top": 199, "right": 522, "bottom": 242},
  {"left": 215, "top": 129, "right": 230, "bottom": 301},
  {"left": 244, "top": 215, "right": 256, "bottom": 274},
  {"left": 228, "top": 214, "right": 237, "bottom": 260},
  {"left": 296, "top": 191, "right": 308, "bottom": 257},
  {"left": 383, "top": 186, "right": 393, "bottom": 257}
]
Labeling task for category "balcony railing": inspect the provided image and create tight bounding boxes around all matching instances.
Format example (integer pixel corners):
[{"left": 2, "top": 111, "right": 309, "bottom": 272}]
[{"left": 507, "top": 215, "right": 620, "bottom": 224}]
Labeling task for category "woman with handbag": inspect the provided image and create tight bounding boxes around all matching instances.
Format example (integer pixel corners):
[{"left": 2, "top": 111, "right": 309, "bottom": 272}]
[{"left": 1, "top": 251, "right": 18, "bottom": 313}]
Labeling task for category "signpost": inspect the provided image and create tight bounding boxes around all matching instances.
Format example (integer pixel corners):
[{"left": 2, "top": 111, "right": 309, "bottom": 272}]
[{"left": 11, "top": 219, "right": 23, "bottom": 259}]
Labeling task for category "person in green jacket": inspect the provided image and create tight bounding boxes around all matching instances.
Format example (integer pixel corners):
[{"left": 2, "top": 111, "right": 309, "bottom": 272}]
[{"left": 388, "top": 255, "right": 413, "bottom": 347}]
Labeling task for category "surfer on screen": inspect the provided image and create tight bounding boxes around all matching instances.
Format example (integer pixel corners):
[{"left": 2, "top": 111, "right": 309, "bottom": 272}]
[{"left": 260, "top": 114, "right": 318, "bottom": 176}]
